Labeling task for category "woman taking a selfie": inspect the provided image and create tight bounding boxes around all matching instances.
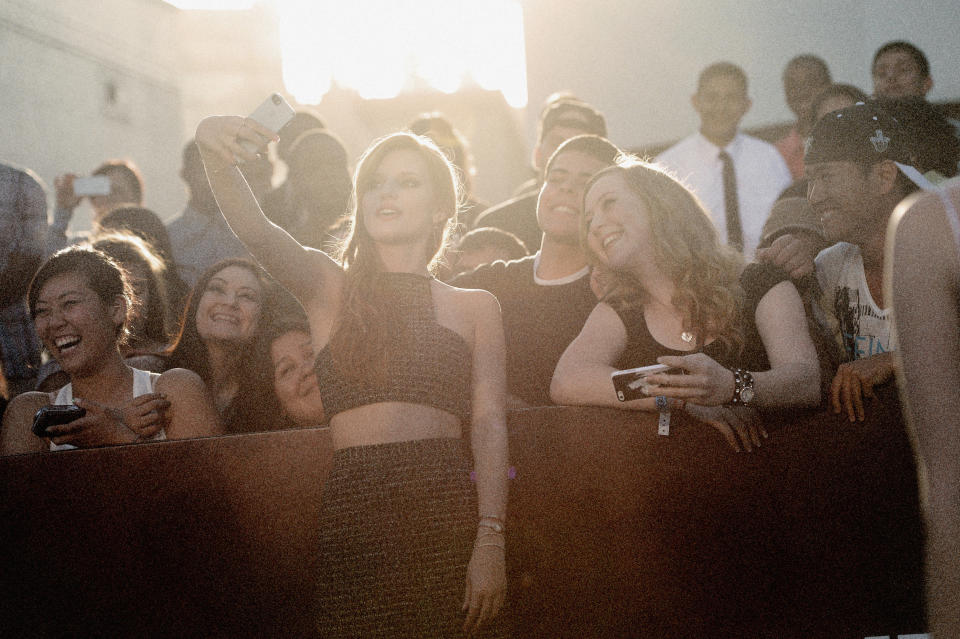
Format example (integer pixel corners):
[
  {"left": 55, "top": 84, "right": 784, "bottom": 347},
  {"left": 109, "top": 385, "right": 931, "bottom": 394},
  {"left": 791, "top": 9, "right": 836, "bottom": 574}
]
[
  {"left": 195, "top": 116, "right": 508, "bottom": 636},
  {"left": 0, "top": 246, "right": 221, "bottom": 455},
  {"left": 551, "top": 161, "right": 820, "bottom": 452}
]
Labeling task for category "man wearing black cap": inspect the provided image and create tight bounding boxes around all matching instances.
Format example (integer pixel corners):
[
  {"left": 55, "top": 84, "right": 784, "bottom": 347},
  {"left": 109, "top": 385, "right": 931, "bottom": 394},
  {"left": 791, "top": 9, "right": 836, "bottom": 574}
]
[
  {"left": 472, "top": 95, "right": 607, "bottom": 250},
  {"left": 805, "top": 102, "right": 932, "bottom": 422}
]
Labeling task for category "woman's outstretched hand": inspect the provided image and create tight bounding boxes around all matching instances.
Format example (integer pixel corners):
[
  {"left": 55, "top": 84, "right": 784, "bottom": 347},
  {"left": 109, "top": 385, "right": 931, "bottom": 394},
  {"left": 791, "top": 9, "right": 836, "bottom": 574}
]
[
  {"left": 684, "top": 403, "right": 767, "bottom": 452},
  {"left": 195, "top": 116, "right": 276, "bottom": 167},
  {"left": 643, "top": 353, "right": 736, "bottom": 406},
  {"left": 462, "top": 535, "right": 506, "bottom": 636}
]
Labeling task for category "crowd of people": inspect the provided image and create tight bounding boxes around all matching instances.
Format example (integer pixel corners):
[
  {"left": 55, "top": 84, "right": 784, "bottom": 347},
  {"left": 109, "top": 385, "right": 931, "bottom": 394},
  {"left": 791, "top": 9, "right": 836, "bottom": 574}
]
[{"left": 1, "top": 38, "right": 959, "bottom": 636}]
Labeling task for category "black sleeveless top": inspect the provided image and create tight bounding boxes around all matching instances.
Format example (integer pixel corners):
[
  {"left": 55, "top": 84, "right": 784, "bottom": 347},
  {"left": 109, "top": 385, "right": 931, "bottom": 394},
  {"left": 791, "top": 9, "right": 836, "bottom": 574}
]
[
  {"left": 313, "top": 272, "right": 473, "bottom": 424},
  {"left": 613, "top": 263, "right": 790, "bottom": 372}
]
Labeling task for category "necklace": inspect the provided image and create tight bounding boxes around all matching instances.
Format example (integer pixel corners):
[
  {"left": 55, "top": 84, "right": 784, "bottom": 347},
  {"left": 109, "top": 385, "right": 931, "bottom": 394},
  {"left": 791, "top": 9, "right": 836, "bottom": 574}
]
[{"left": 680, "top": 331, "right": 695, "bottom": 344}]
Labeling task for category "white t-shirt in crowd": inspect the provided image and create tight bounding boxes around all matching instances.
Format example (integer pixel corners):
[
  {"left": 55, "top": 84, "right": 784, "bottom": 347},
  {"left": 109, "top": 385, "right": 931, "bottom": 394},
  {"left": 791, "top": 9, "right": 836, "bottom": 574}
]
[{"left": 815, "top": 242, "right": 895, "bottom": 361}]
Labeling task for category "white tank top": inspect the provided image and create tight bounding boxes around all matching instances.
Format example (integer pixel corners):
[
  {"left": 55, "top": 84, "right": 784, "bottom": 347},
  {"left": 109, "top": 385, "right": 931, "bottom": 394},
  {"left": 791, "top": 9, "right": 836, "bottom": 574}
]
[{"left": 50, "top": 368, "right": 165, "bottom": 451}]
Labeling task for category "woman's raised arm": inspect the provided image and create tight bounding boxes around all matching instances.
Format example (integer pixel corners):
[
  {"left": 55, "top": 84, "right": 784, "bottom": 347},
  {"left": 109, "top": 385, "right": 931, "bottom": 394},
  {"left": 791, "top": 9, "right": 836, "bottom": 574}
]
[
  {"left": 194, "top": 116, "right": 343, "bottom": 310},
  {"left": 551, "top": 302, "right": 659, "bottom": 411}
]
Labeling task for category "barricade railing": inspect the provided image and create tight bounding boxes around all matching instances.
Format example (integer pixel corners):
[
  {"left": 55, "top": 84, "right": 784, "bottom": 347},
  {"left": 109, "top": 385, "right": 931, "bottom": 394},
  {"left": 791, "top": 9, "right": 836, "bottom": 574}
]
[{"left": 0, "top": 398, "right": 925, "bottom": 637}]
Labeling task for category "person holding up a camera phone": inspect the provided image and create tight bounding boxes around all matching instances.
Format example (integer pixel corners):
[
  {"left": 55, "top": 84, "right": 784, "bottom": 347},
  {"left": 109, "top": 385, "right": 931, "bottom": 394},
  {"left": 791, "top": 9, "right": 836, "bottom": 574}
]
[{"left": 49, "top": 161, "right": 144, "bottom": 253}]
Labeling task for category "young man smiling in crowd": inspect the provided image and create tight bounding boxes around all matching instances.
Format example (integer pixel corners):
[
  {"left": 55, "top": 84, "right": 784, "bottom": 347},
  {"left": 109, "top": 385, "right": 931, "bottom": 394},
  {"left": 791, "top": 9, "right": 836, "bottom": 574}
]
[
  {"left": 454, "top": 135, "right": 620, "bottom": 407},
  {"left": 804, "top": 102, "right": 933, "bottom": 421}
]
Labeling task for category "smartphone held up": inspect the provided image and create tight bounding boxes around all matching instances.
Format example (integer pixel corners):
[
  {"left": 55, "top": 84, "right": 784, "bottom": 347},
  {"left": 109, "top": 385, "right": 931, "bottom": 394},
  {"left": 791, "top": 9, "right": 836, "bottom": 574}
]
[
  {"left": 72, "top": 175, "right": 111, "bottom": 197},
  {"left": 238, "top": 93, "right": 296, "bottom": 155}
]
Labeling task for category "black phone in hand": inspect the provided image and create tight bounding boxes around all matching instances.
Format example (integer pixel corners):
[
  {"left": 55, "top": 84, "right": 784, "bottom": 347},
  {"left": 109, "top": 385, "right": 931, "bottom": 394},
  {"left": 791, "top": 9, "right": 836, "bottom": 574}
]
[{"left": 32, "top": 405, "right": 86, "bottom": 437}]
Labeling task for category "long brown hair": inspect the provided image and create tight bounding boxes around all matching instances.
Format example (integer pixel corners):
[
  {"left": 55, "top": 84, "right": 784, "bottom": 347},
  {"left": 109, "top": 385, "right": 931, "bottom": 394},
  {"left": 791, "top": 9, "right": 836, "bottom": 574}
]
[
  {"left": 581, "top": 161, "right": 745, "bottom": 354},
  {"left": 329, "top": 132, "right": 460, "bottom": 380},
  {"left": 166, "top": 258, "right": 282, "bottom": 433}
]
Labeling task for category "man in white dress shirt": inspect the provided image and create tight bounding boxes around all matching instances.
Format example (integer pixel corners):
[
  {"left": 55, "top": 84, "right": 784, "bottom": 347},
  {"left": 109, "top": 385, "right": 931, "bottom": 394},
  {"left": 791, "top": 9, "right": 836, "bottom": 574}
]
[{"left": 657, "top": 62, "right": 792, "bottom": 257}]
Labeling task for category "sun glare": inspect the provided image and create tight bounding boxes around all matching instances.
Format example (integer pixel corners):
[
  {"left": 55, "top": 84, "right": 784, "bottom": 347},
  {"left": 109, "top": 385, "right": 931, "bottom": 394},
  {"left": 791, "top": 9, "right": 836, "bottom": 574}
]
[
  {"left": 164, "top": 0, "right": 258, "bottom": 8},
  {"left": 276, "top": 0, "right": 528, "bottom": 107}
]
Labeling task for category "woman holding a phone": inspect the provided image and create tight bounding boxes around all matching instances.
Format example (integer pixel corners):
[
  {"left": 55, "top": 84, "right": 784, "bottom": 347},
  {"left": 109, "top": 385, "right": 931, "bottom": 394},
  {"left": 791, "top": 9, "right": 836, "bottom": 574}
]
[
  {"left": 0, "top": 246, "right": 221, "bottom": 455},
  {"left": 551, "top": 160, "right": 821, "bottom": 452},
  {"left": 195, "top": 114, "right": 508, "bottom": 636}
]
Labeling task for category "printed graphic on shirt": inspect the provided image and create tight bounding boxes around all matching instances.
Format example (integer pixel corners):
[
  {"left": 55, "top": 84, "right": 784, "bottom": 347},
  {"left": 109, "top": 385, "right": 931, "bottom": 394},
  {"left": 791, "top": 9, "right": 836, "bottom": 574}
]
[{"left": 833, "top": 285, "right": 892, "bottom": 360}]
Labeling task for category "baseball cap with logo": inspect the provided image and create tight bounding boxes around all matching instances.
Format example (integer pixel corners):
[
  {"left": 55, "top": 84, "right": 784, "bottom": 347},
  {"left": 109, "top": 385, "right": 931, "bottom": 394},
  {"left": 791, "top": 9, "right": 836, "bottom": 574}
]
[{"left": 804, "top": 101, "right": 935, "bottom": 190}]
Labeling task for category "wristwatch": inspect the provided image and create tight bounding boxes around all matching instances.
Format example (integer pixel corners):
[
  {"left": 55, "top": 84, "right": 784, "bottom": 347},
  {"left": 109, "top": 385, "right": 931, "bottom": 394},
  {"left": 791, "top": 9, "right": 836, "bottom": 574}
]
[{"left": 731, "top": 368, "right": 755, "bottom": 405}]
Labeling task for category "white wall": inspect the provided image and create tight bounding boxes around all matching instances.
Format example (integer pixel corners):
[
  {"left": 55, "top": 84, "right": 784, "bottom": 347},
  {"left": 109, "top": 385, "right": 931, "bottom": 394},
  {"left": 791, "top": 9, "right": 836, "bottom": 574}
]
[
  {"left": 522, "top": 0, "right": 960, "bottom": 151},
  {"left": 0, "top": 0, "right": 184, "bottom": 230}
]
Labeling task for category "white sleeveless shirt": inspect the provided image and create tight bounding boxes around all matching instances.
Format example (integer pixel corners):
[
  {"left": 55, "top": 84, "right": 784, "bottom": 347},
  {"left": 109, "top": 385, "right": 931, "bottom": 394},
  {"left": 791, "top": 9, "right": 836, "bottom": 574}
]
[{"left": 50, "top": 368, "right": 165, "bottom": 451}]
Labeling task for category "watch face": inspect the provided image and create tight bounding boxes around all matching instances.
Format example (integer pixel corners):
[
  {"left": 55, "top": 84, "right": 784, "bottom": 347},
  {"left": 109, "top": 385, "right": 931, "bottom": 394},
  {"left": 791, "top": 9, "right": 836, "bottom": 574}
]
[{"left": 740, "top": 387, "right": 755, "bottom": 404}]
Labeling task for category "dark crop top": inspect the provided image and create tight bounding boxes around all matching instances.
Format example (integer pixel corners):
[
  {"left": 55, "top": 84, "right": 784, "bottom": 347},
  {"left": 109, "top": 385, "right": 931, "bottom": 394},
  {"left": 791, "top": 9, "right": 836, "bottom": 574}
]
[
  {"left": 313, "top": 272, "right": 473, "bottom": 424},
  {"left": 613, "top": 263, "right": 791, "bottom": 372}
]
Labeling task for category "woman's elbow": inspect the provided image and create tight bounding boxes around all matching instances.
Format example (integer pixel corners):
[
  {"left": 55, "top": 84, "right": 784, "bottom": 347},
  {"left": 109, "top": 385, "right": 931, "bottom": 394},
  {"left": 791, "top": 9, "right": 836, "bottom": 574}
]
[
  {"left": 795, "top": 363, "right": 822, "bottom": 407},
  {"left": 550, "top": 368, "right": 577, "bottom": 406}
]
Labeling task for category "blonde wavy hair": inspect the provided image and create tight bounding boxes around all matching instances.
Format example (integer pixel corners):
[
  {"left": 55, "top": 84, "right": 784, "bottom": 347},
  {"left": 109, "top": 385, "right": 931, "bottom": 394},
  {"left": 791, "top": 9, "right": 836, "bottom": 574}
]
[
  {"left": 581, "top": 160, "right": 745, "bottom": 354},
  {"left": 330, "top": 132, "right": 461, "bottom": 380}
]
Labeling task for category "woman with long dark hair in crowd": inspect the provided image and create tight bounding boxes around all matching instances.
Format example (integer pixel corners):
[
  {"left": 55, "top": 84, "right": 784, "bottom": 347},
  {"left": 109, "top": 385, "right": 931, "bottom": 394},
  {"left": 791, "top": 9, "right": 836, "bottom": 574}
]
[
  {"left": 166, "top": 257, "right": 282, "bottom": 434},
  {"left": 552, "top": 160, "right": 821, "bottom": 452},
  {"left": 195, "top": 114, "right": 508, "bottom": 636},
  {"left": 0, "top": 246, "right": 220, "bottom": 455}
]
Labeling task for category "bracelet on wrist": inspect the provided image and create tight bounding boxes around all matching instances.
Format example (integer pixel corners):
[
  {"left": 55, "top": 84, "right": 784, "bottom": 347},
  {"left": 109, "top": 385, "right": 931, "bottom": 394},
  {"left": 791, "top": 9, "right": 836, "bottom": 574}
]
[
  {"left": 478, "top": 515, "right": 505, "bottom": 533},
  {"left": 478, "top": 521, "right": 504, "bottom": 534},
  {"left": 475, "top": 540, "right": 506, "bottom": 550},
  {"left": 730, "top": 368, "right": 756, "bottom": 405}
]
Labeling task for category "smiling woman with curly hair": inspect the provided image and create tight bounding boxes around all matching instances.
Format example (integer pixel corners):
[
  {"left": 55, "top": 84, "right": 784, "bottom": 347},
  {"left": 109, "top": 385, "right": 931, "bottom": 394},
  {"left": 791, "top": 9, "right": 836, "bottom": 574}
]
[{"left": 552, "top": 160, "right": 821, "bottom": 452}]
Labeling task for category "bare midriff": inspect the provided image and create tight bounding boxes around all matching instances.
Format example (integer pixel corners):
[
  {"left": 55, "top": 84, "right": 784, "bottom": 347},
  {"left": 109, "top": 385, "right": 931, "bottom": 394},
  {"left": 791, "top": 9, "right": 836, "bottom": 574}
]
[{"left": 328, "top": 402, "right": 462, "bottom": 450}]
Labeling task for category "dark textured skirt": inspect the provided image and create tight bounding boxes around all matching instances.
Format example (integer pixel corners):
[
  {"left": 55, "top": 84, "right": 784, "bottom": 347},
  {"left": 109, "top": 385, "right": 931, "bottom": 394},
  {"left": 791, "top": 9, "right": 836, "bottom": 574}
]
[{"left": 315, "top": 438, "right": 506, "bottom": 638}]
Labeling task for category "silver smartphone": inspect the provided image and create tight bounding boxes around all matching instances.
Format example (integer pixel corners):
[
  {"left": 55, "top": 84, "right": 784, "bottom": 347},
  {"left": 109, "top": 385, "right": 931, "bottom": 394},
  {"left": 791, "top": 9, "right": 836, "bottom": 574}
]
[
  {"left": 73, "top": 175, "right": 111, "bottom": 197},
  {"left": 240, "top": 93, "right": 296, "bottom": 153},
  {"left": 611, "top": 364, "right": 683, "bottom": 402}
]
